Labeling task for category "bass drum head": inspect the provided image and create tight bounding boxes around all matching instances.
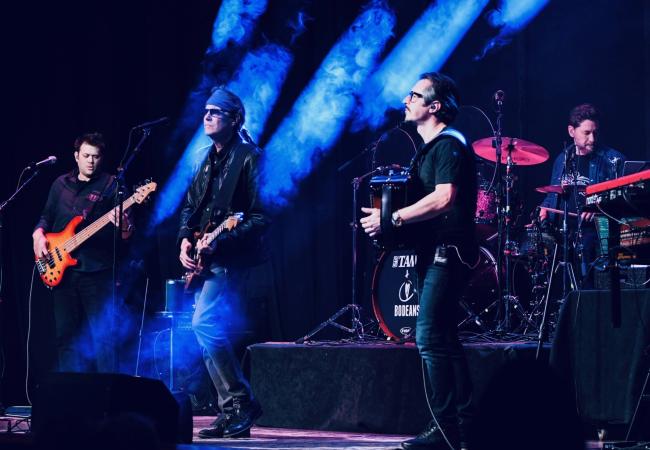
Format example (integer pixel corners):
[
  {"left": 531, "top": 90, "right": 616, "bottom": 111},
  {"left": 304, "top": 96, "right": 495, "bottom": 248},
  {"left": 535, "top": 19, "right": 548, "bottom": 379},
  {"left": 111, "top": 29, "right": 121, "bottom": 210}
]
[
  {"left": 372, "top": 246, "right": 501, "bottom": 339},
  {"left": 371, "top": 248, "right": 419, "bottom": 340}
]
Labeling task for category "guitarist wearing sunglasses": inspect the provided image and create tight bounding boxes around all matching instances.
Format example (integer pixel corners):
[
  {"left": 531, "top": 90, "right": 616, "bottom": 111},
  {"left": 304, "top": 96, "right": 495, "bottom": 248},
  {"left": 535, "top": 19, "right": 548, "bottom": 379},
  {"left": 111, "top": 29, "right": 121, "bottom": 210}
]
[
  {"left": 32, "top": 132, "right": 133, "bottom": 373},
  {"left": 178, "top": 87, "right": 271, "bottom": 439}
]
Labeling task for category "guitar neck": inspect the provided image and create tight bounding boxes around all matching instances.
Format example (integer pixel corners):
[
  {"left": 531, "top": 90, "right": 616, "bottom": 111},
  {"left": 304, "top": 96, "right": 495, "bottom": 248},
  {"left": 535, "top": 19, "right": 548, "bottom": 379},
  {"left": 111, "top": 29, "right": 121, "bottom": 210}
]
[
  {"left": 64, "top": 196, "right": 136, "bottom": 252},
  {"left": 204, "top": 221, "right": 229, "bottom": 246}
]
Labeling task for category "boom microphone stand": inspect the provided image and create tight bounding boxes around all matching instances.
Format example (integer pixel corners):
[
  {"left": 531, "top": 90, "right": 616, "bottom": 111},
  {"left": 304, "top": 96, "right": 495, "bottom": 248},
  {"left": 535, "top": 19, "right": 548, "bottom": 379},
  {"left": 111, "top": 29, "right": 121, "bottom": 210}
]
[{"left": 295, "top": 164, "right": 387, "bottom": 344}]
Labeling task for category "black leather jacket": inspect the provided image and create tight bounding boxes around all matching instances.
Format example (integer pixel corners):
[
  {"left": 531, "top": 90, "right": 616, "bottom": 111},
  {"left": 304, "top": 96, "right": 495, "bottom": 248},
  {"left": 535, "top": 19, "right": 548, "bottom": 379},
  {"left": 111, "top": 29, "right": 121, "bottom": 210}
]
[{"left": 177, "top": 134, "right": 270, "bottom": 267}]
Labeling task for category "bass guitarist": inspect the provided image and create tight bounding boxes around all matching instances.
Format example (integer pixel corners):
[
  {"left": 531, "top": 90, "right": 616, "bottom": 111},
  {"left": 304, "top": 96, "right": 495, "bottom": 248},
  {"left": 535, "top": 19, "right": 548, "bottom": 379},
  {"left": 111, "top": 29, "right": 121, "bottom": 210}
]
[
  {"left": 177, "top": 87, "right": 271, "bottom": 439},
  {"left": 32, "top": 132, "right": 133, "bottom": 373}
]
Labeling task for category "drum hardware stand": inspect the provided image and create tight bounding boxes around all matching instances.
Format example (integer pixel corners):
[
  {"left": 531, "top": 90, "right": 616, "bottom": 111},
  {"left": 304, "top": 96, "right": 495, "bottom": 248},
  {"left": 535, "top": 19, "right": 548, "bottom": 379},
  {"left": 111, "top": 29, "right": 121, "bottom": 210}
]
[
  {"left": 492, "top": 103, "right": 525, "bottom": 332},
  {"left": 559, "top": 144, "right": 579, "bottom": 300},
  {"left": 536, "top": 242, "right": 559, "bottom": 360},
  {"left": 458, "top": 299, "right": 495, "bottom": 332},
  {"left": 487, "top": 91, "right": 528, "bottom": 333},
  {"left": 296, "top": 165, "right": 388, "bottom": 343}
]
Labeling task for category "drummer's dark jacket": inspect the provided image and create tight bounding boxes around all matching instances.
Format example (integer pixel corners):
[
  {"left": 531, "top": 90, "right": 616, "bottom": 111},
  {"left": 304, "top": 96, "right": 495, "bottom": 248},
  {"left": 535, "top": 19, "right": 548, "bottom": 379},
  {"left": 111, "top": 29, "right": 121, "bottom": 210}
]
[
  {"left": 540, "top": 145, "right": 626, "bottom": 213},
  {"left": 177, "top": 133, "right": 270, "bottom": 268}
]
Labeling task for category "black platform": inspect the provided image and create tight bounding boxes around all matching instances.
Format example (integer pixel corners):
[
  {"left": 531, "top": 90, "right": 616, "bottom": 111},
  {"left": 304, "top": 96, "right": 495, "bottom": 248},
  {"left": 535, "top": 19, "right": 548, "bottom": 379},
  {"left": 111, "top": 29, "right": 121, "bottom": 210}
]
[{"left": 249, "top": 340, "right": 548, "bottom": 435}]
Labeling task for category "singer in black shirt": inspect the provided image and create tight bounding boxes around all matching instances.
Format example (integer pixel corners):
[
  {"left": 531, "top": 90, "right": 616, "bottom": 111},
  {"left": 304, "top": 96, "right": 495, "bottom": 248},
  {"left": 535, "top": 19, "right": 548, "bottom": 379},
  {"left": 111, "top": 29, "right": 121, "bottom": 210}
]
[
  {"left": 33, "top": 132, "right": 133, "bottom": 373},
  {"left": 362, "top": 72, "right": 477, "bottom": 450}
]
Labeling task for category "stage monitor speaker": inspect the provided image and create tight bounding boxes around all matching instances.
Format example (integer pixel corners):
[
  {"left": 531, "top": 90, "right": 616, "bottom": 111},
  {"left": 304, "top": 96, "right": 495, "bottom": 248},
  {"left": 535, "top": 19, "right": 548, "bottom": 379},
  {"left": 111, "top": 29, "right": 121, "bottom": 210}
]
[{"left": 32, "top": 372, "right": 192, "bottom": 444}]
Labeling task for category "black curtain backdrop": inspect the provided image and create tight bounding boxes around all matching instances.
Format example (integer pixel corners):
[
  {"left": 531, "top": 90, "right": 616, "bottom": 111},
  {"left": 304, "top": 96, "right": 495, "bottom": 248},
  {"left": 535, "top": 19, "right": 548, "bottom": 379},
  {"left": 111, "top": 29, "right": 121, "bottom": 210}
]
[{"left": 0, "top": 0, "right": 648, "bottom": 405}]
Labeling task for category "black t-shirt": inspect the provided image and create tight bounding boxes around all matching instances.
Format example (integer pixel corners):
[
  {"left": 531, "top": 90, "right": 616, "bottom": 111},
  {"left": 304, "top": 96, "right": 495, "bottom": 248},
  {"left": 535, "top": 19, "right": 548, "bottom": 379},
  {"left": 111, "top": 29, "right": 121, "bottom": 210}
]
[{"left": 413, "top": 130, "right": 477, "bottom": 250}]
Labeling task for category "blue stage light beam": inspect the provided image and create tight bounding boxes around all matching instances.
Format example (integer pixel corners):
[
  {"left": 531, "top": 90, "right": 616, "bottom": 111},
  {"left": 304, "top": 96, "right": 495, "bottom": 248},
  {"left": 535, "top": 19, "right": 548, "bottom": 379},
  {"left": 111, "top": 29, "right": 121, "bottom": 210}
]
[
  {"left": 353, "top": 0, "right": 489, "bottom": 131},
  {"left": 476, "top": 0, "right": 549, "bottom": 59},
  {"left": 228, "top": 44, "right": 294, "bottom": 141},
  {"left": 151, "top": 131, "right": 211, "bottom": 227},
  {"left": 151, "top": 44, "right": 294, "bottom": 227},
  {"left": 260, "top": 2, "right": 396, "bottom": 207},
  {"left": 209, "top": 0, "right": 268, "bottom": 53}
]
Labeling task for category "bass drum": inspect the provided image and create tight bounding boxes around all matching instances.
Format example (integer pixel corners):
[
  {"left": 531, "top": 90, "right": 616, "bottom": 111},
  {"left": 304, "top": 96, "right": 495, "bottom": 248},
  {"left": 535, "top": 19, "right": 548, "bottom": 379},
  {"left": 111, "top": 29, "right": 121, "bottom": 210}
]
[
  {"left": 371, "top": 246, "right": 500, "bottom": 339},
  {"left": 371, "top": 248, "right": 420, "bottom": 340}
]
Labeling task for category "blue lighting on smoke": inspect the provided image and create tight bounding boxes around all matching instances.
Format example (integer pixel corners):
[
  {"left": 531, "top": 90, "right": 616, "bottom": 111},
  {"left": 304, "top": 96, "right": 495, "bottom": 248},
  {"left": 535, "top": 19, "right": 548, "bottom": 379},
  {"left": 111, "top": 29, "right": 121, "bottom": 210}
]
[
  {"left": 151, "top": 132, "right": 211, "bottom": 227},
  {"left": 151, "top": 44, "right": 293, "bottom": 226},
  {"left": 260, "top": 2, "right": 396, "bottom": 207},
  {"left": 353, "top": 0, "right": 488, "bottom": 131},
  {"left": 476, "top": 0, "right": 549, "bottom": 60},
  {"left": 228, "top": 44, "right": 294, "bottom": 141},
  {"left": 209, "top": 0, "right": 268, "bottom": 53}
]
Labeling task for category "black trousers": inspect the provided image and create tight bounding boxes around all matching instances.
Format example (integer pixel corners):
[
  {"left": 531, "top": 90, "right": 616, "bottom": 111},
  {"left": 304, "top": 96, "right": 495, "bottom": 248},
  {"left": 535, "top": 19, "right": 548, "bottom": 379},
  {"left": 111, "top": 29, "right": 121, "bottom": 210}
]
[
  {"left": 52, "top": 269, "right": 116, "bottom": 372},
  {"left": 415, "top": 246, "right": 475, "bottom": 442}
]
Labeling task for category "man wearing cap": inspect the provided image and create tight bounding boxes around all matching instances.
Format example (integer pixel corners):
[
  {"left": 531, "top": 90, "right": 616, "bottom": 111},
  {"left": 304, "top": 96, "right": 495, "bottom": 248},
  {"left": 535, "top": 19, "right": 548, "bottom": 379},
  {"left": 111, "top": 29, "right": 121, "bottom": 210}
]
[{"left": 178, "top": 87, "right": 270, "bottom": 438}]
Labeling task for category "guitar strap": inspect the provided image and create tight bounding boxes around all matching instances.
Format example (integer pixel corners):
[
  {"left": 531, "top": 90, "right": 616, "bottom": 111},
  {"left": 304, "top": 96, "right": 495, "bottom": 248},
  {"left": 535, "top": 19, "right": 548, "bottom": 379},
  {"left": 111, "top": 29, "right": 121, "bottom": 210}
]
[
  {"left": 210, "top": 141, "right": 255, "bottom": 221},
  {"left": 407, "top": 128, "right": 468, "bottom": 175},
  {"left": 83, "top": 174, "right": 118, "bottom": 222}
]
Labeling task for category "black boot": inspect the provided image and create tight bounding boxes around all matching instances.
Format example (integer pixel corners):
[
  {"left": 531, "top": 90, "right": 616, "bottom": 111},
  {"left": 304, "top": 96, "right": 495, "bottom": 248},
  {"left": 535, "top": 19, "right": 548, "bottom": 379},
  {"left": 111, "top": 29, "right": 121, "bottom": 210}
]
[{"left": 222, "top": 399, "right": 262, "bottom": 438}]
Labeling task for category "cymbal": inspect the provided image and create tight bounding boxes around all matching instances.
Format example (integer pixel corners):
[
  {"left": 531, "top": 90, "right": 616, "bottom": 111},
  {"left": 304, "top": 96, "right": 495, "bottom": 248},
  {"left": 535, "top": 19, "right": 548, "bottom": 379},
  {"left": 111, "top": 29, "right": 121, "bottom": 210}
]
[
  {"left": 535, "top": 184, "right": 586, "bottom": 194},
  {"left": 473, "top": 137, "right": 549, "bottom": 166}
]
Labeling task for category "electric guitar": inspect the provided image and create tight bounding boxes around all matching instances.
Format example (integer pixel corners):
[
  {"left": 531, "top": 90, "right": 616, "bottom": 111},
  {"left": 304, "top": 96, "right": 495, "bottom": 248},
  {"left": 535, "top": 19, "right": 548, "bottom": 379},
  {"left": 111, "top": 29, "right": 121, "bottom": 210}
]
[
  {"left": 35, "top": 182, "right": 157, "bottom": 288},
  {"left": 183, "top": 212, "right": 244, "bottom": 293}
]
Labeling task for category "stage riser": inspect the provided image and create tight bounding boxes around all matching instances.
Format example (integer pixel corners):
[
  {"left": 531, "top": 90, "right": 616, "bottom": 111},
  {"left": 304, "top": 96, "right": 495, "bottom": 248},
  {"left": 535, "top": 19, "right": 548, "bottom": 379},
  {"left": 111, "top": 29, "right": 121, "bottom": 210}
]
[{"left": 250, "top": 342, "right": 546, "bottom": 434}]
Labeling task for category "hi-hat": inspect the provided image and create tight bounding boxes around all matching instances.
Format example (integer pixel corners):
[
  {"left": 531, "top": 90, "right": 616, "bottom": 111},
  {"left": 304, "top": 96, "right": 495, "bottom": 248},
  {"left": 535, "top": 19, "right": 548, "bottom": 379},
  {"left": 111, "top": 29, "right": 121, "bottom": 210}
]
[
  {"left": 535, "top": 184, "right": 586, "bottom": 194},
  {"left": 473, "top": 137, "right": 549, "bottom": 166}
]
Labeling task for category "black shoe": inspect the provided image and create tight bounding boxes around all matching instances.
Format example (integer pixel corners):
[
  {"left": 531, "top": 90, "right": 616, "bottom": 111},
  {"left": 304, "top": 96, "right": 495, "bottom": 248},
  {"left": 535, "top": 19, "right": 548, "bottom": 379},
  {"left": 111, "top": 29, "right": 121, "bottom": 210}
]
[
  {"left": 198, "top": 414, "right": 231, "bottom": 439},
  {"left": 222, "top": 400, "right": 262, "bottom": 438},
  {"left": 401, "top": 422, "right": 458, "bottom": 450},
  {"left": 208, "top": 412, "right": 229, "bottom": 428}
]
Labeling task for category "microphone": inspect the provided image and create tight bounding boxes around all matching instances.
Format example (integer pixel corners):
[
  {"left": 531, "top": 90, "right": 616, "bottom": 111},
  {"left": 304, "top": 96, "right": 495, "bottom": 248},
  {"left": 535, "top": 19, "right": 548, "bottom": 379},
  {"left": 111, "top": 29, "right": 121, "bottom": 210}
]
[
  {"left": 26, "top": 156, "right": 57, "bottom": 171},
  {"left": 494, "top": 90, "right": 505, "bottom": 106},
  {"left": 133, "top": 117, "right": 169, "bottom": 129}
]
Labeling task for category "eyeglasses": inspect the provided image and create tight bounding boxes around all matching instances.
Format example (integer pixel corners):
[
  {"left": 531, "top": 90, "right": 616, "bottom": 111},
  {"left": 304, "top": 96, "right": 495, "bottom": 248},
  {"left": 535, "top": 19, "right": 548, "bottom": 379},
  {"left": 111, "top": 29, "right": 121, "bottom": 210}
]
[
  {"left": 407, "top": 91, "right": 425, "bottom": 102},
  {"left": 205, "top": 108, "right": 232, "bottom": 118}
]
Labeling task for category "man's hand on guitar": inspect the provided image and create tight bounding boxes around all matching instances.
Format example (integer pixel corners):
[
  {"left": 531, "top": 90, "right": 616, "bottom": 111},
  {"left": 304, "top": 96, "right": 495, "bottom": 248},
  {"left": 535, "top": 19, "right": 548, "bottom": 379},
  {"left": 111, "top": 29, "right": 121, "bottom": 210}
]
[
  {"left": 179, "top": 238, "right": 197, "bottom": 270},
  {"left": 196, "top": 236, "right": 214, "bottom": 256},
  {"left": 360, "top": 207, "right": 381, "bottom": 237},
  {"left": 108, "top": 208, "right": 133, "bottom": 237},
  {"left": 32, "top": 228, "right": 49, "bottom": 258}
]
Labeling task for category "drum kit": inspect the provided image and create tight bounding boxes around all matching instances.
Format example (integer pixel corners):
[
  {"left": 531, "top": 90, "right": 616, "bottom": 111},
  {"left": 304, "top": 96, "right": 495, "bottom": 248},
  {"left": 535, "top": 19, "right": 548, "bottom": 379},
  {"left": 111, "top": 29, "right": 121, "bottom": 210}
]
[{"left": 368, "top": 135, "right": 577, "bottom": 340}]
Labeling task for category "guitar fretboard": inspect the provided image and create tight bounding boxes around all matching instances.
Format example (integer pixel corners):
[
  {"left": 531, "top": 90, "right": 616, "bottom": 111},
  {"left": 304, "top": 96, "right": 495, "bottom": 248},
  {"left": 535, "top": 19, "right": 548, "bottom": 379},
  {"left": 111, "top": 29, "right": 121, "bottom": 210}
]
[{"left": 63, "top": 196, "right": 137, "bottom": 252}]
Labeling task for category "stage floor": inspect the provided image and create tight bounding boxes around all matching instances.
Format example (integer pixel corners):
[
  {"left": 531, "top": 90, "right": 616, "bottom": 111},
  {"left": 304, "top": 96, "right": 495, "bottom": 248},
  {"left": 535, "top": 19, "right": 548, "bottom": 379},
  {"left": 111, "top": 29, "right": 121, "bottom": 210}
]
[{"left": 0, "top": 415, "right": 609, "bottom": 449}]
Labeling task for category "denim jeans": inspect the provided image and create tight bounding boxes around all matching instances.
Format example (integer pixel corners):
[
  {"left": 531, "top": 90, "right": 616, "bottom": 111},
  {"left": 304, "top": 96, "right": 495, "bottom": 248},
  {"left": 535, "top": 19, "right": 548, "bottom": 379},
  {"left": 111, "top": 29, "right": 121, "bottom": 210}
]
[
  {"left": 192, "top": 264, "right": 270, "bottom": 412},
  {"left": 52, "top": 269, "right": 116, "bottom": 373},
  {"left": 415, "top": 246, "right": 475, "bottom": 440}
]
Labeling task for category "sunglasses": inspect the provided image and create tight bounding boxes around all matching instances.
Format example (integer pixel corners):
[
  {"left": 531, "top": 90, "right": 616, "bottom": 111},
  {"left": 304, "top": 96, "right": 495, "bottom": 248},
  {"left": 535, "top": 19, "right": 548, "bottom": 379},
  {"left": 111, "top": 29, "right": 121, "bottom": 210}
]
[{"left": 205, "top": 108, "right": 233, "bottom": 118}]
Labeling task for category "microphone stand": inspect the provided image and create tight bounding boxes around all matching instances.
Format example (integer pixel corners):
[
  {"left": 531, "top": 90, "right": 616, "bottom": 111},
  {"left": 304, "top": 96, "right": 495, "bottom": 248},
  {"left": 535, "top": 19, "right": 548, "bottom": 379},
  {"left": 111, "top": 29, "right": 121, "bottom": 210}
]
[
  {"left": 104, "top": 126, "right": 153, "bottom": 371},
  {"left": 0, "top": 168, "right": 45, "bottom": 288},
  {"left": 492, "top": 100, "right": 506, "bottom": 331},
  {"left": 296, "top": 164, "right": 387, "bottom": 344},
  {"left": 0, "top": 167, "right": 49, "bottom": 415}
]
